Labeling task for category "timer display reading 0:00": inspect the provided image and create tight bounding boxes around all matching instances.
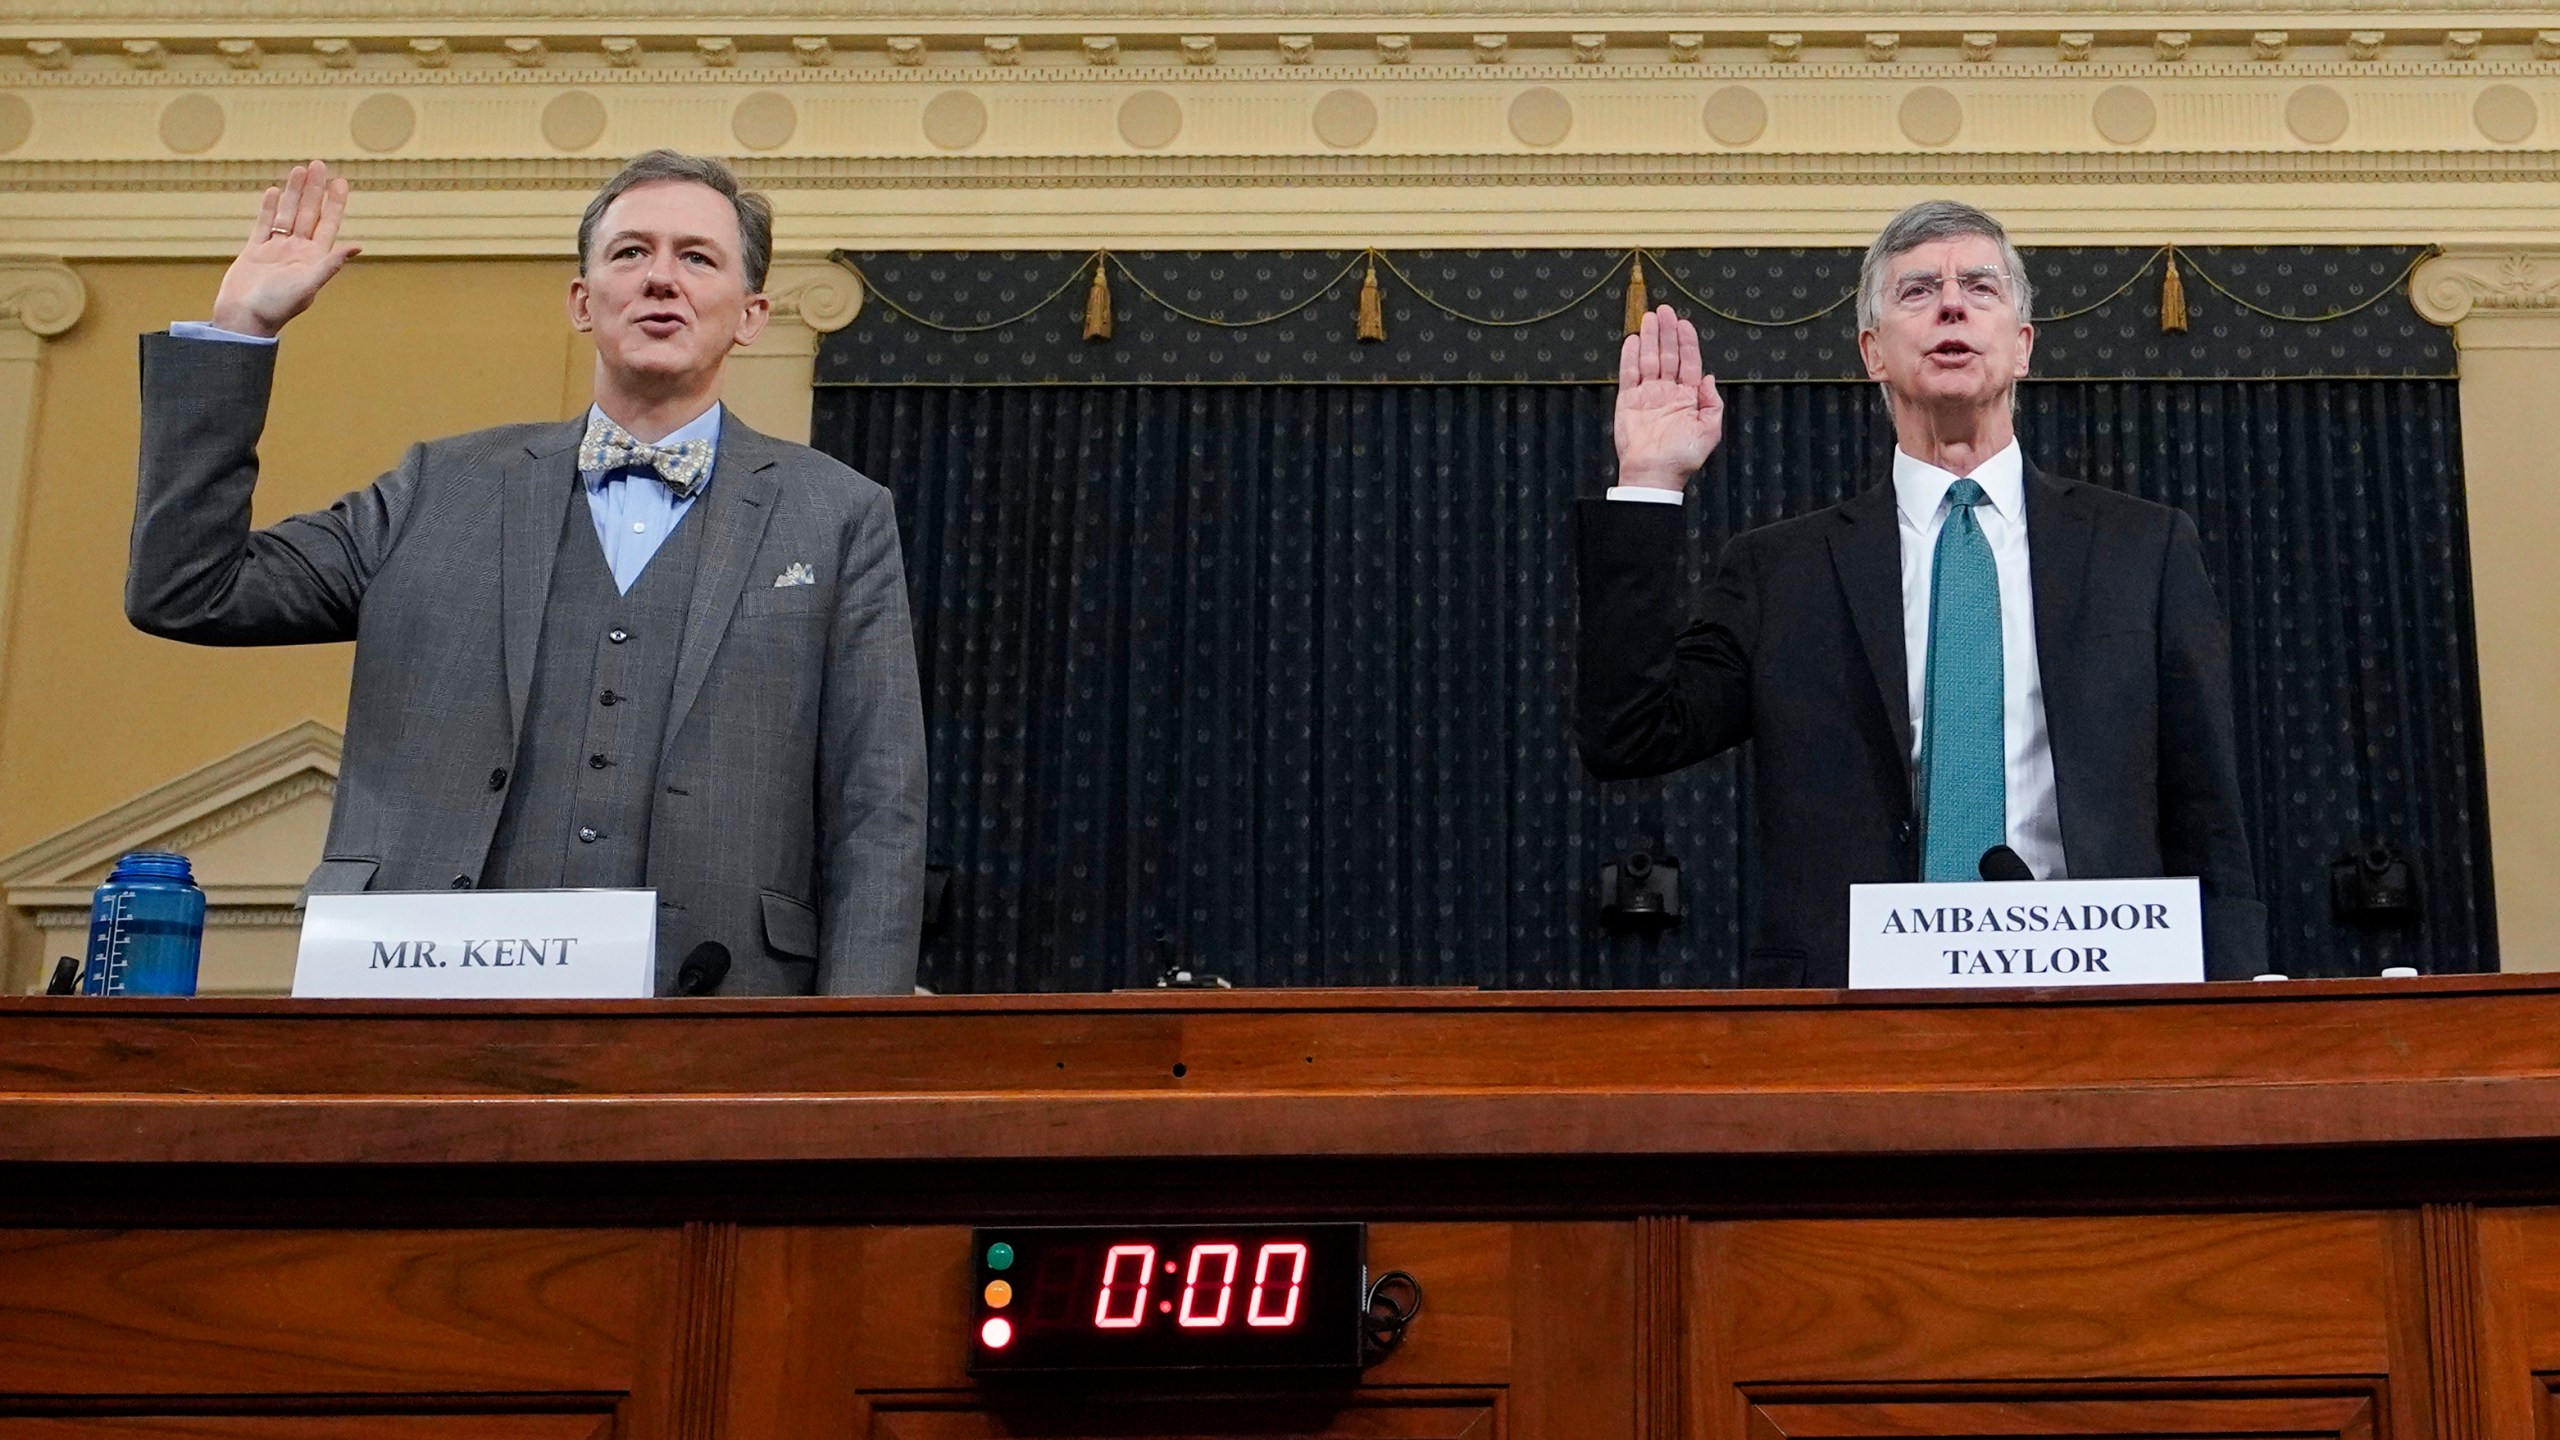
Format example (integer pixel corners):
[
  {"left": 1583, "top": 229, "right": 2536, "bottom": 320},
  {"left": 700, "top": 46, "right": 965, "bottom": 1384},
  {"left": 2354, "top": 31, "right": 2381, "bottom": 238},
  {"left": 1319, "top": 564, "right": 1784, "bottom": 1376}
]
[{"left": 969, "top": 1223, "right": 1367, "bottom": 1373}]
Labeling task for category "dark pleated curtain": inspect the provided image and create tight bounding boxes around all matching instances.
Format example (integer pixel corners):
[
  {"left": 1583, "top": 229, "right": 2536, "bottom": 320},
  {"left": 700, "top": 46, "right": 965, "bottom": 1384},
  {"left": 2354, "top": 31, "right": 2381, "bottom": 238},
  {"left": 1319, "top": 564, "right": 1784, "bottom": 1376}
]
[{"left": 814, "top": 381, "right": 2491, "bottom": 992}]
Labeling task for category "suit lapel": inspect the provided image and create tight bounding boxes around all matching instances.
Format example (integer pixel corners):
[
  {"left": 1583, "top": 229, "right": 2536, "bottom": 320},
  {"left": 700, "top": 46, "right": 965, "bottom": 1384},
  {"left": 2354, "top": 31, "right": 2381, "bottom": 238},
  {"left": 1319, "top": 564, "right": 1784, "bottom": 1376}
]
[
  {"left": 501, "top": 421, "right": 584, "bottom": 746},
  {"left": 2024, "top": 464, "right": 2095, "bottom": 668},
  {"left": 2024, "top": 464, "right": 2097, "bottom": 863},
  {"left": 663, "top": 414, "right": 783, "bottom": 757},
  {"left": 1828, "top": 481, "right": 1914, "bottom": 777}
]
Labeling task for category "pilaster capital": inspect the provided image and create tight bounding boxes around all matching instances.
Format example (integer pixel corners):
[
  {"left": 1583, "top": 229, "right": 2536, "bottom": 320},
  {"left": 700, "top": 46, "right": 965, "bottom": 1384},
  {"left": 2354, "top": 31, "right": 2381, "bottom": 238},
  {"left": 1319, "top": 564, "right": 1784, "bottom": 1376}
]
[
  {"left": 2411, "top": 246, "right": 2560, "bottom": 330},
  {"left": 0, "top": 260, "right": 87, "bottom": 340},
  {"left": 764, "top": 257, "right": 864, "bottom": 336}
]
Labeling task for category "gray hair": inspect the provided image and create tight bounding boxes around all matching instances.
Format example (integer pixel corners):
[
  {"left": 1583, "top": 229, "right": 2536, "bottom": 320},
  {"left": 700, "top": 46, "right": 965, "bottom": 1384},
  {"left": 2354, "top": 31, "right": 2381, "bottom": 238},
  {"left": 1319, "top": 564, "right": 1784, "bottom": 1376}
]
[
  {"left": 1854, "top": 199, "right": 2034, "bottom": 333},
  {"left": 576, "top": 149, "right": 774, "bottom": 293}
]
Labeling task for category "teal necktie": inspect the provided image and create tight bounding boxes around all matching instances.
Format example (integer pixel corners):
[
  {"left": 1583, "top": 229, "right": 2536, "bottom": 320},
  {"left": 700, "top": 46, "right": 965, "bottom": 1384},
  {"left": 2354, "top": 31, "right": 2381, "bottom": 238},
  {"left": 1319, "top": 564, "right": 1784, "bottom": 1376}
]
[{"left": 1920, "top": 478, "right": 2006, "bottom": 883}]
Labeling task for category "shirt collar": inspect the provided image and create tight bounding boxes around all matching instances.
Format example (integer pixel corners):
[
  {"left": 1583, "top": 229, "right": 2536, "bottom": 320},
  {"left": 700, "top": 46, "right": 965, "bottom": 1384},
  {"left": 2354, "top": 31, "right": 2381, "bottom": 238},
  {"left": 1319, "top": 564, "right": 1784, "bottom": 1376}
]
[
  {"left": 1893, "top": 438, "right": 2025, "bottom": 528},
  {"left": 580, "top": 401, "right": 725, "bottom": 491}
]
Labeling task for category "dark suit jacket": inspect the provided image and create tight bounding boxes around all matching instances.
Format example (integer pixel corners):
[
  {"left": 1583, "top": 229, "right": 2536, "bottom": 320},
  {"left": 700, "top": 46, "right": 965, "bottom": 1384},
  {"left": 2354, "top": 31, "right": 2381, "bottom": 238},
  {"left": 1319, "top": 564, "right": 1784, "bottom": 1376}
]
[
  {"left": 125, "top": 333, "right": 928, "bottom": 995},
  {"left": 1577, "top": 463, "right": 2265, "bottom": 986}
]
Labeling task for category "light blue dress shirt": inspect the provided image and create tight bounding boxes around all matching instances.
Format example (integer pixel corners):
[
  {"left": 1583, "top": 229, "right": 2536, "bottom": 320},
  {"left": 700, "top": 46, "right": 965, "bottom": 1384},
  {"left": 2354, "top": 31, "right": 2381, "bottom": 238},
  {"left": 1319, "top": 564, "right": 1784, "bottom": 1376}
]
[
  {"left": 170, "top": 322, "right": 718, "bottom": 594},
  {"left": 579, "top": 402, "right": 720, "bottom": 593}
]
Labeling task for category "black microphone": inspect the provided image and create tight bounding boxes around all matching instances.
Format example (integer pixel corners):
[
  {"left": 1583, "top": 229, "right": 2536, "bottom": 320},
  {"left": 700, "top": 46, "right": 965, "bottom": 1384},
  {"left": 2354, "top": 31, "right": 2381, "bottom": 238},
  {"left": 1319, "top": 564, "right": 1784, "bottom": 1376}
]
[
  {"left": 1978, "top": 845, "right": 2035, "bottom": 882},
  {"left": 673, "top": 940, "right": 732, "bottom": 996}
]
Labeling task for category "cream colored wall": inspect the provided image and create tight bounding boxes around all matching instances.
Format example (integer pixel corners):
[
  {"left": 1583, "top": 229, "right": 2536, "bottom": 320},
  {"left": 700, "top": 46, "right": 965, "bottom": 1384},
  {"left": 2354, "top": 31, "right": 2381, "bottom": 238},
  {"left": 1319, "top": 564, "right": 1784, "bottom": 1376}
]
[
  {"left": 0, "top": 259, "right": 591, "bottom": 860},
  {"left": 2412, "top": 252, "right": 2560, "bottom": 971}
]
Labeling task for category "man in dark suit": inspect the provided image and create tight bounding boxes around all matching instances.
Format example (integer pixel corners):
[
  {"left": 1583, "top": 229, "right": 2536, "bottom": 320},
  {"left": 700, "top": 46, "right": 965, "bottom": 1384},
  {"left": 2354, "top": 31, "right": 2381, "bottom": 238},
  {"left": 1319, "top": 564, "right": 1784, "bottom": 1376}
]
[
  {"left": 126, "top": 153, "right": 927, "bottom": 995},
  {"left": 1577, "top": 200, "right": 2262, "bottom": 986}
]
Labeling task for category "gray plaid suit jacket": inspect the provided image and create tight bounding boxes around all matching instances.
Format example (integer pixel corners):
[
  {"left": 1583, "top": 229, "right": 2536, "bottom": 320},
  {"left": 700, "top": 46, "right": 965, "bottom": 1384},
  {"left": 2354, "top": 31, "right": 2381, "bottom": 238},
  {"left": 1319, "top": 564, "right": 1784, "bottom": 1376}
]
[{"left": 126, "top": 333, "right": 928, "bottom": 995}]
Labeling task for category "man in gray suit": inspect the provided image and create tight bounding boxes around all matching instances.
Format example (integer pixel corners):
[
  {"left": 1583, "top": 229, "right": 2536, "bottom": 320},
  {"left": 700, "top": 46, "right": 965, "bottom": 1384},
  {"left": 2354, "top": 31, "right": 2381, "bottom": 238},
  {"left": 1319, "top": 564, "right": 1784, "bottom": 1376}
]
[{"left": 126, "top": 152, "right": 927, "bottom": 995}]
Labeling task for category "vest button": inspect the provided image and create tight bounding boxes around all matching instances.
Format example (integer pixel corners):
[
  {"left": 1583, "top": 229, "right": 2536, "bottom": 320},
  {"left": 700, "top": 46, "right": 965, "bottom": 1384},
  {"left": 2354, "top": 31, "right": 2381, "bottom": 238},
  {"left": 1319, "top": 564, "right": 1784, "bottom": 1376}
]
[
  {"left": 608, "top": 628, "right": 630, "bottom": 644},
  {"left": 487, "top": 767, "right": 508, "bottom": 791},
  {"left": 1898, "top": 820, "right": 1916, "bottom": 844},
  {"left": 578, "top": 826, "right": 601, "bottom": 843},
  {"left": 589, "top": 753, "right": 611, "bottom": 769},
  {"left": 600, "top": 690, "right": 620, "bottom": 706},
  {"left": 450, "top": 875, "right": 474, "bottom": 890}
]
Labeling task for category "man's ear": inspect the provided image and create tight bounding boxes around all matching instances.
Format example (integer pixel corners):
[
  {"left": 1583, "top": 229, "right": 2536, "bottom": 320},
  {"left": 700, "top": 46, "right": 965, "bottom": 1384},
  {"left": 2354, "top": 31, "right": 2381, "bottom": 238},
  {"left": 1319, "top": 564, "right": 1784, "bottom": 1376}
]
[
  {"left": 730, "top": 290, "right": 773, "bottom": 349},
  {"left": 567, "top": 274, "right": 594, "bottom": 334},
  {"left": 2013, "top": 320, "right": 2035, "bottom": 378},
  {"left": 1857, "top": 325, "right": 1886, "bottom": 383}
]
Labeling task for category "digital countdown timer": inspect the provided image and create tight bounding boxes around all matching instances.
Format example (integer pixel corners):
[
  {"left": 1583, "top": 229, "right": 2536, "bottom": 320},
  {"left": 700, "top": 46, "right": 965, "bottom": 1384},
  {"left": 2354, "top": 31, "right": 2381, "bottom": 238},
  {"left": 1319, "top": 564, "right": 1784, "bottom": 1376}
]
[{"left": 969, "top": 1223, "right": 1367, "bottom": 1373}]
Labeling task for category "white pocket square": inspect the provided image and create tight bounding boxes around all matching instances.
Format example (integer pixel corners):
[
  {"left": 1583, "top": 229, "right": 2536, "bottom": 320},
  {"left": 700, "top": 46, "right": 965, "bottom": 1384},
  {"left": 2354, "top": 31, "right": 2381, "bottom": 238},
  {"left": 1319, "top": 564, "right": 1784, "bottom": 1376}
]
[{"left": 773, "top": 562, "right": 815, "bottom": 588}]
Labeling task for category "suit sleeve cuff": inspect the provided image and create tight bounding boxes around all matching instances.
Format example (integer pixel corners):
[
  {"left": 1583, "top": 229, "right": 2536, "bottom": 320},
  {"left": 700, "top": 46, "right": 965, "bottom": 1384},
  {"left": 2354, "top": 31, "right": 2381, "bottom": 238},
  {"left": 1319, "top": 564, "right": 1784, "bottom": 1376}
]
[
  {"left": 1605, "top": 486, "right": 1685, "bottom": 505},
  {"left": 169, "top": 321, "right": 279, "bottom": 346}
]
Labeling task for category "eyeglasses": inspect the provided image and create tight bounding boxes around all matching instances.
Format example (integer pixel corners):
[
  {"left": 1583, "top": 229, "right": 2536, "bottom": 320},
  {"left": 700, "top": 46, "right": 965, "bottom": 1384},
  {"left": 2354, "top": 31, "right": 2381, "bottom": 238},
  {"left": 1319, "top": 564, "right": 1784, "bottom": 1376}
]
[{"left": 1890, "top": 268, "right": 2015, "bottom": 312}]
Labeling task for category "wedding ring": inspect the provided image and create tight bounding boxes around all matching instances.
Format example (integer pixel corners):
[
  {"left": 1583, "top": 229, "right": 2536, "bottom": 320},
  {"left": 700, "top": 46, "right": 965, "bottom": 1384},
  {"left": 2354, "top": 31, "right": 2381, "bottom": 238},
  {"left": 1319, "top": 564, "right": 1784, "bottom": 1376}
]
[{"left": 268, "top": 225, "right": 291, "bottom": 235}]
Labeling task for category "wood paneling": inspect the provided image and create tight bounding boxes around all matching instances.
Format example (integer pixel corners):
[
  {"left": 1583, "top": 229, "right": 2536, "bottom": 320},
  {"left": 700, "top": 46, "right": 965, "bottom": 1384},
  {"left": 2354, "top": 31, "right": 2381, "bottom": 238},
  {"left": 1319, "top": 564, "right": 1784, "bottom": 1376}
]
[
  {"left": 1704, "top": 1215, "right": 2394, "bottom": 1381},
  {"left": 2465, "top": 1209, "right": 2560, "bottom": 1440},
  {"left": 0, "top": 1418, "right": 611, "bottom": 1439},
  {"left": 1636, "top": 1216, "right": 1682, "bottom": 1440},
  {"left": 5, "top": 993, "right": 2556, "bottom": 1440},
  {"left": 0, "top": 1230, "right": 657, "bottom": 1395},
  {"left": 1746, "top": 1392, "right": 2378, "bottom": 1440},
  {"left": 2424, "top": 1204, "right": 2486, "bottom": 1440},
  {"left": 861, "top": 1393, "right": 1498, "bottom": 1439},
  {"left": 9, "top": 981, "right": 2560, "bottom": 1165},
  {"left": 721, "top": 1226, "right": 868, "bottom": 1440}
]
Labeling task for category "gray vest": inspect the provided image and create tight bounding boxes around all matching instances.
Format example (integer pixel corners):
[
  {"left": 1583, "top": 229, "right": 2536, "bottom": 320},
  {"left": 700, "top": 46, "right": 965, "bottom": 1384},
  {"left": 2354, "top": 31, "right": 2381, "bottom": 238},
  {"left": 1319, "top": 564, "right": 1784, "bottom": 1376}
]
[{"left": 482, "top": 480, "right": 706, "bottom": 891}]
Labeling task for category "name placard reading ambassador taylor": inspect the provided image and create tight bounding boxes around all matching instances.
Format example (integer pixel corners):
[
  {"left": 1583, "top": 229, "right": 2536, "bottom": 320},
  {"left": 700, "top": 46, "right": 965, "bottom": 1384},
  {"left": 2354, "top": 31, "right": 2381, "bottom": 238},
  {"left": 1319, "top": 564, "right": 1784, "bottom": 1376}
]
[
  {"left": 293, "top": 890, "right": 656, "bottom": 999},
  {"left": 1847, "top": 877, "right": 2204, "bottom": 989}
]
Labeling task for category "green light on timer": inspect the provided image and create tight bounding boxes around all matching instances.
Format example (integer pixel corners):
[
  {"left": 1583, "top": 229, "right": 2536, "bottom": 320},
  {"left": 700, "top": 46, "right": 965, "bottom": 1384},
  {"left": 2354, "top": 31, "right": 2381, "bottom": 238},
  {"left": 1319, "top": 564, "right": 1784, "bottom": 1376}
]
[{"left": 986, "top": 1241, "right": 1014, "bottom": 1272}]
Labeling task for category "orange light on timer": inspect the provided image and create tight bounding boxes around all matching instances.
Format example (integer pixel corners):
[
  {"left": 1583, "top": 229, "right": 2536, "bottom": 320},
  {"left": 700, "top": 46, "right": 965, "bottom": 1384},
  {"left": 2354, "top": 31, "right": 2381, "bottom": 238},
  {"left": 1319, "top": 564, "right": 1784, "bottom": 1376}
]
[{"left": 984, "top": 1279, "right": 1013, "bottom": 1307}]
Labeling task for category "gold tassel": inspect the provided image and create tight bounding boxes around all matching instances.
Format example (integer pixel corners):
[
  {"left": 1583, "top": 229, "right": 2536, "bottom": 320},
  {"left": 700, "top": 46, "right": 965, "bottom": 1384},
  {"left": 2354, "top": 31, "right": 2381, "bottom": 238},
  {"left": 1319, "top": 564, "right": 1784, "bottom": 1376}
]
[
  {"left": 1623, "top": 253, "right": 1650, "bottom": 336},
  {"left": 2159, "top": 247, "right": 2189, "bottom": 334},
  {"left": 1355, "top": 256, "right": 1386, "bottom": 343},
  {"left": 1082, "top": 256, "right": 1113, "bottom": 342}
]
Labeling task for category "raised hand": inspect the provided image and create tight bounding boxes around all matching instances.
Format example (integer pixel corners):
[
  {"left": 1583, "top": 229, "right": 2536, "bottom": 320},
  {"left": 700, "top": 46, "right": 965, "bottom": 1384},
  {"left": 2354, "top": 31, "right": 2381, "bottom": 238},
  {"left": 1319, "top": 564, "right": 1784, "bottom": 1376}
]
[
  {"left": 1613, "top": 304, "right": 1724, "bottom": 493},
  {"left": 209, "top": 160, "right": 360, "bottom": 338}
]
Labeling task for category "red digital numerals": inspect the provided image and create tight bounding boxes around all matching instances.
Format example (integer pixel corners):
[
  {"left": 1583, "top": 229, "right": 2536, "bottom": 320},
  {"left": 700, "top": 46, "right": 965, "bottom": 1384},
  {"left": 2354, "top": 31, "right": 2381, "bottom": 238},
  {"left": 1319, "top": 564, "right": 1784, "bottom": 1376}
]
[{"left": 1091, "top": 1241, "right": 1309, "bottom": 1330}]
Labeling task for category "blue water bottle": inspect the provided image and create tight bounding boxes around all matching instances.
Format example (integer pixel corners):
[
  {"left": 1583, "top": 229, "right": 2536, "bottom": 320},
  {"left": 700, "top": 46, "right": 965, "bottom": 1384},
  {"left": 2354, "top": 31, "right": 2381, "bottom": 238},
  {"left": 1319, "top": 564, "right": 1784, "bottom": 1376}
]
[{"left": 80, "top": 851, "right": 206, "bottom": 996}]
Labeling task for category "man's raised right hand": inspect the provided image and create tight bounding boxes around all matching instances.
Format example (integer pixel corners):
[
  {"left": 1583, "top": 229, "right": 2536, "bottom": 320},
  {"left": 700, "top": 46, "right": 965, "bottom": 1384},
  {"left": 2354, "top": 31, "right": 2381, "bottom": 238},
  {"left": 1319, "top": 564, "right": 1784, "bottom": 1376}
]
[
  {"left": 208, "top": 160, "right": 360, "bottom": 339},
  {"left": 1613, "top": 303, "right": 1724, "bottom": 494}
]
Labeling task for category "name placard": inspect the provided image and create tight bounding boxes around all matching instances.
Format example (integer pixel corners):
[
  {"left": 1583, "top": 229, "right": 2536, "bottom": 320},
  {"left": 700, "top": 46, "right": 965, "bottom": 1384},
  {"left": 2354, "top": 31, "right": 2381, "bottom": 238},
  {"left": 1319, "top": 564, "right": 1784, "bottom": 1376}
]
[
  {"left": 1848, "top": 877, "right": 2204, "bottom": 989},
  {"left": 293, "top": 889, "right": 657, "bottom": 999}
]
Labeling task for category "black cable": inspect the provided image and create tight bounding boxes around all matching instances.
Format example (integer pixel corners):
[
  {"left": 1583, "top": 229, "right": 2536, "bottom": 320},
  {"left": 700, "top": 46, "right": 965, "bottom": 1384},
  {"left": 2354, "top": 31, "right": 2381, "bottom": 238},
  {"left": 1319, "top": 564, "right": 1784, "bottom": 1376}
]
[{"left": 1361, "top": 1270, "right": 1423, "bottom": 1365}]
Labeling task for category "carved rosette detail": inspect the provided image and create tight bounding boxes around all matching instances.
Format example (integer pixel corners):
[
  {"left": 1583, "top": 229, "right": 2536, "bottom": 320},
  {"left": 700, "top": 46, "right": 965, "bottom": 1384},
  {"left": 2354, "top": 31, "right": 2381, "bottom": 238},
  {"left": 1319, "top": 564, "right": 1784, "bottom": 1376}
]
[
  {"left": 765, "top": 258, "right": 864, "bottom": 332},
  {"left": 0, "top": 260, "right": 87, "bottom": 338},
  {"left": 2412, "top": 247, "right": 2560, "bottom": 325}
]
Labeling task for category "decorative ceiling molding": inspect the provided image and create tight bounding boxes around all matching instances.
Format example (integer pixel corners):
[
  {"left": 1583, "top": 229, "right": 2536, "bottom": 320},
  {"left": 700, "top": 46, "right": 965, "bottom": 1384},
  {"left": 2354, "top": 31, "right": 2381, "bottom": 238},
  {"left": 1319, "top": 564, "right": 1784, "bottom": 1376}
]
[
  {"left": 12, "top": 151, "right": 2559, "bottom": 191},
  {"left": 2, "top": 40, "right": 2552, "bottom": 253},
  {"left": 9, "top": 0, "right": 2560, "bottom": 21},
  {"left": 9, "top": 56, "right": 2560, "bottom": 80}
]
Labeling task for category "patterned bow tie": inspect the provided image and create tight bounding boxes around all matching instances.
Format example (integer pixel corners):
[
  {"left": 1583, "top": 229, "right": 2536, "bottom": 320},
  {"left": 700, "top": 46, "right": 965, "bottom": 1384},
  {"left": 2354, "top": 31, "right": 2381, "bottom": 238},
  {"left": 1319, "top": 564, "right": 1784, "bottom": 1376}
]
[{"left": 579, "top": 414, "right": 714, "bottom": 500}]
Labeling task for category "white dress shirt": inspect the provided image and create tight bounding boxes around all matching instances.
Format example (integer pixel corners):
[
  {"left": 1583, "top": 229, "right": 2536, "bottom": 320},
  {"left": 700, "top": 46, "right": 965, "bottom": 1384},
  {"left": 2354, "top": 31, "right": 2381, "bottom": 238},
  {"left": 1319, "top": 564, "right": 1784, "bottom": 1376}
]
[{"left": 1606, "top": 438, "right": 2066, "bottom": 879}]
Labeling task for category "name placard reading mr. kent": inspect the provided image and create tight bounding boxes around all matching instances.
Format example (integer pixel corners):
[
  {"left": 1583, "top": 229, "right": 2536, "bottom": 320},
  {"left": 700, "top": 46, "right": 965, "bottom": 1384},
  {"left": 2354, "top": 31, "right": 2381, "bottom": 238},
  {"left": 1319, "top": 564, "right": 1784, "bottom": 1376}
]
[
  {"left": 1847, "top": 877, "right": 2204, "bottom": 990},
  {"left": 294, "top": 890, "right": 656, "bottom": 999}
]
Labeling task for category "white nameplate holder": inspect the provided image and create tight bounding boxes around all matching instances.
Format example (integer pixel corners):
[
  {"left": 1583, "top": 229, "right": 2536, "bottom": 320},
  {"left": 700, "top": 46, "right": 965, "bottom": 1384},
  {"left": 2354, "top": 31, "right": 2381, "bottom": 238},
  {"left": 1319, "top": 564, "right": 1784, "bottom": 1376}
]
[
  {"left": 294, "top": 889, "right": 657, "bottom": 999},
  {"left": 1848, "top": 877, "right": 2204, "bottom": 989}
]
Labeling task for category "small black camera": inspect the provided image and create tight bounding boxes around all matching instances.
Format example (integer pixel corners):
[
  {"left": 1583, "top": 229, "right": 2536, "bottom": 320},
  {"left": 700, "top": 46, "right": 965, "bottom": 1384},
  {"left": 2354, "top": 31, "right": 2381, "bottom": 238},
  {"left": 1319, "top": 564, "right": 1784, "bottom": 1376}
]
[
  {"left": 1599, "top": 850, "right": 1682, "bottom": 926},
  {"left": 2330, "top": 844, "right": 2418, "bottom": 928}
]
